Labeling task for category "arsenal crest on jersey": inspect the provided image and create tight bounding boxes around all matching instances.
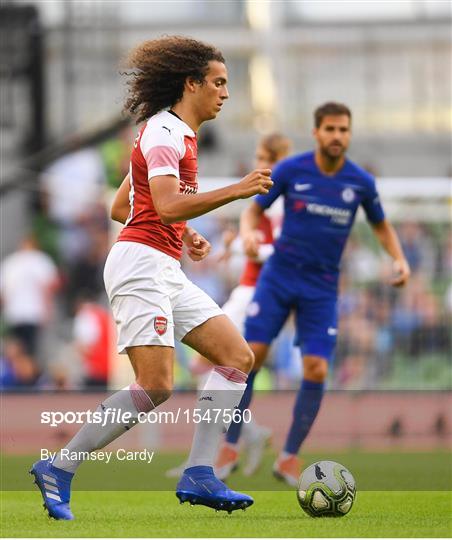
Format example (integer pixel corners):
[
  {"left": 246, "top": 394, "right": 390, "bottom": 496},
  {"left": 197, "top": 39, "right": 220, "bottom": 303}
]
[{"left": 154, "top": 316, "right": 167, "bottom": 336}]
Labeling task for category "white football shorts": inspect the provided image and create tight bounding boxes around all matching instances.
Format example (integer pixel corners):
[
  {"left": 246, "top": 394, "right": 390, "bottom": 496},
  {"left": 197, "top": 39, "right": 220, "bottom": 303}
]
[
  {"left": 103, "top": 241, "right": 223, "bottom": 353},
  {"left": 221, "top": 284, "right": 256, "bottom": 334}
]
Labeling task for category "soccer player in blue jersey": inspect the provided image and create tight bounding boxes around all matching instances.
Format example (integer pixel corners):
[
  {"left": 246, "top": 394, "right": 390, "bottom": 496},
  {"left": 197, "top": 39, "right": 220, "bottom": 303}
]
[{"left": 218, "top": 102, "right": 410, "bottom": 486}]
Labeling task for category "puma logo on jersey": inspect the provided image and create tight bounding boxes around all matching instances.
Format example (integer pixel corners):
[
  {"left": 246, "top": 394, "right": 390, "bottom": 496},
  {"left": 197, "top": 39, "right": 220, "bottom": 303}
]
[
  {"left": 162, "top": 126, "right": 172, "bottom": 135},
  {"left": 133, "top": 132, "right": 142, "bottom": 148},
  {"left": 186, "top": 144, "right": 196, "bottom": 159}
]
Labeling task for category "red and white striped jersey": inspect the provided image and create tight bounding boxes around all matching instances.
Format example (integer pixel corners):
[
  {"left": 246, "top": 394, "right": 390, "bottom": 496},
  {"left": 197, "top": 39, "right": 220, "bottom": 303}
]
[{"left": 117, "top": 110, "right": 198, "bottom": 260}]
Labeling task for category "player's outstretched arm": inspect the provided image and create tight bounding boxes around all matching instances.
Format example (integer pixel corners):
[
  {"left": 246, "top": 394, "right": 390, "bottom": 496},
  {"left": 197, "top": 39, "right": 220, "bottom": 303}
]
[
  {"left": 371, "top": 219, "right": 410, "bottom": 287},
  {"left": 111, "top": 174, "right": 131, "bottom": 224},
  {"left": 150, "top": 169, "right": 272, "bottom": 224},
  {"left": 240, "top": 201, "right": 265, "bottom": 259}
]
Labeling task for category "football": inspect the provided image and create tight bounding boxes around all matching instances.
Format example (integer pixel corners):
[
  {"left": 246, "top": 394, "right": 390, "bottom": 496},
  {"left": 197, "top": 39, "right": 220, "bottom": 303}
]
[{"left": 297, "top": 461, "right": 356, "bottom": 517}]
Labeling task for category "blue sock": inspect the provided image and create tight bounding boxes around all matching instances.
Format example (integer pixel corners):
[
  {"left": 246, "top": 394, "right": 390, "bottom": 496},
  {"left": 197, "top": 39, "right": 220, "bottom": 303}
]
[
  {"left": 225, "top": 370, "right": 258, "bottom": 445},
  {"left": 284, "top": 379, "right": 325, "bottom": 455}
]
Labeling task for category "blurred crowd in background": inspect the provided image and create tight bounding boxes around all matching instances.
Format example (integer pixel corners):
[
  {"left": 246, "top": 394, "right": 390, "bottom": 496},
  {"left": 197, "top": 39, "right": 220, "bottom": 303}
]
[{"left": 1, "top": 129, "right": 450, "bottom": 393}]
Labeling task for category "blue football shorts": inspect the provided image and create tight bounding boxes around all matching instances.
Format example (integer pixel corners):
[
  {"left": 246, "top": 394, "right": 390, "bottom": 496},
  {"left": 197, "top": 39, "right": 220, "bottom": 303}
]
[{"left": 244, "top": 256, "right": 339, "bottom": 362}]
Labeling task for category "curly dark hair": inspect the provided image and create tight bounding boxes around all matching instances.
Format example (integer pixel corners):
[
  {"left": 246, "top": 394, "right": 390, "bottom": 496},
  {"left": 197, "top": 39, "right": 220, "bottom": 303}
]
[{"left": 123, "top": 36, "right": 225, "bottom": 123}]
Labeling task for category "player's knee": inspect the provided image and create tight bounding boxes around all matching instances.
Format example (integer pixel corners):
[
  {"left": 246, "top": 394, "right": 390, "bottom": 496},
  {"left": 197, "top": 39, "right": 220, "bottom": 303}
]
[
  {"left": 229, "top": 345, "right": 255, "bottom": 374},
  {"left": 136, "top": 379, "right": 172, "bottom": 407},
  {"left": 303, "top": 356, "right": 328, "bottom": 382}
]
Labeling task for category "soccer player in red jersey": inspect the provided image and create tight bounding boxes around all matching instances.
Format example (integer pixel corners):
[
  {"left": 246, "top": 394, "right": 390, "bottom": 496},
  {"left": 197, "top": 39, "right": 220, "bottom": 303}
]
[{"left": 31, "top": 36, "right": 273, "bottom": 519}]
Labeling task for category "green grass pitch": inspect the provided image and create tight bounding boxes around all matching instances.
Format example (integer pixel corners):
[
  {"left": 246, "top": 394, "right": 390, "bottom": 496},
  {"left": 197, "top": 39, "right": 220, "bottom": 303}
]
[
  {"left": 2, "top": 490, "right": 451, "bottom": 537},
  {"left": 1, "top": 452, "right": 451, "bottom": 537}
]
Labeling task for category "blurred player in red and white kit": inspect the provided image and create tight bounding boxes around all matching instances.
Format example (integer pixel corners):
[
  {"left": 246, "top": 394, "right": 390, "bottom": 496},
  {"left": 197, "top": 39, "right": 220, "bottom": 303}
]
[
  {"left": 31, "top": 36, "right": 274, "bottom": 520},
  {"left": 163, "top": 133, "right": 292, "bottom": 479},
  {"left": 73, "top": 293, "right": 111, "bottom": 390},
  {"left": 225, "top": 136, "right": 289, "bottom": 321},
  {"left": 216, "top": 134, "right": 291, "bottom": 477}
]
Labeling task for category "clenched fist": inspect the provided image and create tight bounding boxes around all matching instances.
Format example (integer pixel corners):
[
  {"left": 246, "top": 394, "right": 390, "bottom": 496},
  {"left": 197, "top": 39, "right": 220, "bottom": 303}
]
[
  {"left": 183, "top": 227, "right": 211, "bottom": 262},
  {"left": 236, "top": 169, "right": 273, "bottom": 199},
  {"left": 391, "top": 258, "right": 410, "bottom": 287}
]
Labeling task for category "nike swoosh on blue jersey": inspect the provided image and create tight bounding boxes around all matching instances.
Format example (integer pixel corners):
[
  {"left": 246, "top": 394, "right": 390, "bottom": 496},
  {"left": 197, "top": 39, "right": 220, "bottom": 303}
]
[{"left": 294, "top": 183, "right": 312, "bottom": 192}]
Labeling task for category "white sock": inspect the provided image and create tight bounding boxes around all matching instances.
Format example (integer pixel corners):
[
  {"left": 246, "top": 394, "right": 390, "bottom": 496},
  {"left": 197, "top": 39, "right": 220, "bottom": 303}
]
[
  {"left": 52, "top": 384, "right": 154, "bottom": 473},
  {"left": 185, "top": 366, "right": 247, "bottom": 469}
]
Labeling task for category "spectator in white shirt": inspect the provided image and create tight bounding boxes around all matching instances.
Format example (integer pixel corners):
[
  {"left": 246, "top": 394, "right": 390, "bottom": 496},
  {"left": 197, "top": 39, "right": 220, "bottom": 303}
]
[{"left": 0, "top": 234, "right": 59, "bottom": 358}]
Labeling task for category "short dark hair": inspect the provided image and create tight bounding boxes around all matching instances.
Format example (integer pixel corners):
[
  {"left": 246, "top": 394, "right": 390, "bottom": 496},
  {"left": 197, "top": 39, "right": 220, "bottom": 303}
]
[
  {"left": 314, "top": 102, "right": 352, "bottom": 128},
  {"left": 123, "top": 36, "right": 225, "bottom": 123}
]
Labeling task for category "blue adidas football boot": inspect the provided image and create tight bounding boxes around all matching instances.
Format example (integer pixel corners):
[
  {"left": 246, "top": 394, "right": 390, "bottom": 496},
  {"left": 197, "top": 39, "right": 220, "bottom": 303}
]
[
  {"left": 30, "top": 459, "right": 74, "bottom": 520},
  {"left": 176, "top": 465, "right": 253, "bottom": 513}
]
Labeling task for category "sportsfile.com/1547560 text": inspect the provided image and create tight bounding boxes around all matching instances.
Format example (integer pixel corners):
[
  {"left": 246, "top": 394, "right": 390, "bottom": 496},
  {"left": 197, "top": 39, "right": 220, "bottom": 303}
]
[{"left": 40, "top": 408, "right": 252, "bottom": 428}]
